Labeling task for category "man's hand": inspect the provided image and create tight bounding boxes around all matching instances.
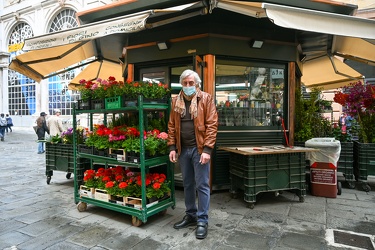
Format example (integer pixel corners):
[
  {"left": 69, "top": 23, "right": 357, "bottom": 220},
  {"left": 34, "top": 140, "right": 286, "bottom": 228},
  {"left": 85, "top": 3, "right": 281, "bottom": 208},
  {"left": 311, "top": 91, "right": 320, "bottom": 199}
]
[
  {"left": 169, "top": 150, "right": 178, "bottom": 163},
  {"left": 199, "top": 152, "right": 210, "bottom": 165}
]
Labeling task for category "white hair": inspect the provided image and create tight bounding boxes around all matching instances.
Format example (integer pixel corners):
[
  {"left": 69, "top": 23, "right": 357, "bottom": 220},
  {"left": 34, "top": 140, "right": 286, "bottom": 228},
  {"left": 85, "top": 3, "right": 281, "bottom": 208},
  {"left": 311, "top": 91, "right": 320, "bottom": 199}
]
[{"left": 179, "top": 69, "right": 201, "bottom": 88}]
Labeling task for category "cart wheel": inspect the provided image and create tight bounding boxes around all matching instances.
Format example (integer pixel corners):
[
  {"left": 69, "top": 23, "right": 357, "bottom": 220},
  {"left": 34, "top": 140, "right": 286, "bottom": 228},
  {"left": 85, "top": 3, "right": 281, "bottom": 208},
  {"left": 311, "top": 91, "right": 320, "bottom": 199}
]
[
  {"left": 46, "top": 176, "right": 51, "bottom": 185},
  {"left": 158, "top": 209, "right": 168, "bottom": 216},
  {"left": 337, "top": 182, "right": 342, "bottom": 195},
  {"left": 362, "top": 183, "right": 371, "bottom": 192},
  {"left": 347, "top": 182, "right": 356, "bottom": 189},
  {"left": 77, "top": 202, "right": 87, "bottom": 212},
  {"left": 66, "top": 173, "right": 72, "bottom": 179},
  {"left": 132, "top": 216, "right": 143, "bottom": 227},
  {"left": 299, "top": 196, "right": 305, "bottom": 202},
  {"left": 247, "top": 203, "right": 255, "bottom": 209}
]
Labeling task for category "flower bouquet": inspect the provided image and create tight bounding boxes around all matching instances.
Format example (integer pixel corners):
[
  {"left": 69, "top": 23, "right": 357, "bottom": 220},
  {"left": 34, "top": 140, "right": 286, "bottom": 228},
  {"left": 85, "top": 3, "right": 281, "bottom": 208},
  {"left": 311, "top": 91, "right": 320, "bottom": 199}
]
[{"left": 334, "top": 81, "right": 375, "bottom": 143}]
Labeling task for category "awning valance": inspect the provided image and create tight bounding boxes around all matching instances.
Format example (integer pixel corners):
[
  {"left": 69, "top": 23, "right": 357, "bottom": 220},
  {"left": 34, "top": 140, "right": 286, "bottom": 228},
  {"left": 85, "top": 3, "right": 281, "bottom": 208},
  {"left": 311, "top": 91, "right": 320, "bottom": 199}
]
[
  {"left": 301, "top": 55, "right": 364, "bottom": 90},
  {"left": 22, "top": 13, "right": 149, "bottom": 51}
]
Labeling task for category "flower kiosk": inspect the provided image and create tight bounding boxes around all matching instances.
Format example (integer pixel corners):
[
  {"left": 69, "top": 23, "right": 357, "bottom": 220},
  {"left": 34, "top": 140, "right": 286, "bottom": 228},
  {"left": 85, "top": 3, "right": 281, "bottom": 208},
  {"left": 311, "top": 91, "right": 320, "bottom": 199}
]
[
  {"left": 73, "top": 77, "right": 174, "bottom": 226},
  {"left": 9, "top": 0, "right": 375, "bottom": 212}
]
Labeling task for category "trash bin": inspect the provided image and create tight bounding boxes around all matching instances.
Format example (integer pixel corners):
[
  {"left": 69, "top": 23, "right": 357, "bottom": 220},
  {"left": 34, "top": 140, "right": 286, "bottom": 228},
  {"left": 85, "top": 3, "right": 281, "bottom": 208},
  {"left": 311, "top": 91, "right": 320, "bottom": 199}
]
[{"left": 305, "top": 138, "right": 341, "bottom": 198}]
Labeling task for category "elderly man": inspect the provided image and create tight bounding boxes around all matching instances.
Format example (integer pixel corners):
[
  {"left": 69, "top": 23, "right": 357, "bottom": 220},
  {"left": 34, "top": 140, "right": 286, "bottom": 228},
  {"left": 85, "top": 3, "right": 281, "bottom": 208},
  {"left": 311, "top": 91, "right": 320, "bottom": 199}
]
[
  {"left": 167, "top": 69, "right": 218, "bottom": 239},
  {"left": 47, "top": 109, "right": 64, "bottom": 136}
]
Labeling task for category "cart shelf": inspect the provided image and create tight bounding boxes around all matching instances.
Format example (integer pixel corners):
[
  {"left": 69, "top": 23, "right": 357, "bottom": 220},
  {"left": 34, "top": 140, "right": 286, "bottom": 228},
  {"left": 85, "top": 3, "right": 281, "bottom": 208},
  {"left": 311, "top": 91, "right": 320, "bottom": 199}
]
[{"left": 73, "top": 95, "right": 175, "bottom": 226}]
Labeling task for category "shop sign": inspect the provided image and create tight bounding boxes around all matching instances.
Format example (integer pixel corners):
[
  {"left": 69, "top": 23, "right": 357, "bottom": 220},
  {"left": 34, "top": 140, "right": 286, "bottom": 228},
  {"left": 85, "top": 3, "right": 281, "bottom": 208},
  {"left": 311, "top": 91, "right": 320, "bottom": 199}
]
[
  {"left": 8, "top": 43, "right": 24, "bottom": 52},
  {"left": 23, "top": 13, "right": 149, "bottom": 51},
  {"left": 271, "top": 69, "right": 284, "bottom": 79}
]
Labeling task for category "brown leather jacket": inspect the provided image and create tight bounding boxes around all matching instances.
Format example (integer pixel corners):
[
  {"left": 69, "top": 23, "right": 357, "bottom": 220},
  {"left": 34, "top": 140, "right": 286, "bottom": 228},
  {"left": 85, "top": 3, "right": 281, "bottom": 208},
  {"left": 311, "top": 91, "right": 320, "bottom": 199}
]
[{"left": 167, "top": 90, "right": 218, "bottom": 155}]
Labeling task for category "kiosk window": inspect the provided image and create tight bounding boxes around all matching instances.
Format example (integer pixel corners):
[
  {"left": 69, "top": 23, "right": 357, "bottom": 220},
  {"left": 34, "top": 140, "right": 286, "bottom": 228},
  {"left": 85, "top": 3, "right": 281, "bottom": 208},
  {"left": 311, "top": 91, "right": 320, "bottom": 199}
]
[{"left": 215, "top": 64, "right": 285, "bottom": 128}]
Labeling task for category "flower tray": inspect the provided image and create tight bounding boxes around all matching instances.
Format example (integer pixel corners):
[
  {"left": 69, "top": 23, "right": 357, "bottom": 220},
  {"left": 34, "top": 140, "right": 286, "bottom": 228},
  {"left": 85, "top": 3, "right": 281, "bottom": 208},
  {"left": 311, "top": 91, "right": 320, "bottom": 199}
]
[
  {"left": 77, "top": 100, "right": 91, "bottom": 110},
  {"left": 144, "top": 97, "right": 168, "bottom": 104},
  {"left": 109, "top": 195, "right": 126, "bottom": 206},
  {"left": 93, "top": 148, "right": 109, "bottom": 157},
  {"left": 122, "top": 96, "right": 168, "bottom": 107},
  {"left": 105, "top": 96, "right": 122, "bottom": 109},
  {"left": 109, "top": 148, "right": 126, "bottom": 161},
  {"left": 94, "top": 189, "right": 111, "bottom": 202},
  {"left": 125, "top": 197, "right": 142, "bottom": 209},
  {"left": 79, "top": 185, "right": 95, "bottom": 198},
  {"left": 91, "top": 99, "right": 105, "bottom": 110},
  {"left": 78, "top": 145, "right": 94, "bottom": 154},
  {"left": 127, "top": 155, "right": 140, "bottom": 163}
]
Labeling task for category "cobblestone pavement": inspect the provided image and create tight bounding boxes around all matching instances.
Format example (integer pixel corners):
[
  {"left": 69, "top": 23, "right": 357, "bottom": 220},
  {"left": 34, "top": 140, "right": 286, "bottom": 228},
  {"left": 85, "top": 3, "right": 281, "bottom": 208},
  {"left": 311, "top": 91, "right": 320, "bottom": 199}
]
[{"left": 1, "top": 127, "right": 375, "bottom": 250}]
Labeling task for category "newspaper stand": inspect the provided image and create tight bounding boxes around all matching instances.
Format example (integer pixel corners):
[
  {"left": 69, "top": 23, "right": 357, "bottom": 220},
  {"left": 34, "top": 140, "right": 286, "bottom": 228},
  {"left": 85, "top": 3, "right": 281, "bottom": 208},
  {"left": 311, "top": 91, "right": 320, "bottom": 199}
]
[{"left": 305, "top": 138, "right": 341, "bottom": 198}]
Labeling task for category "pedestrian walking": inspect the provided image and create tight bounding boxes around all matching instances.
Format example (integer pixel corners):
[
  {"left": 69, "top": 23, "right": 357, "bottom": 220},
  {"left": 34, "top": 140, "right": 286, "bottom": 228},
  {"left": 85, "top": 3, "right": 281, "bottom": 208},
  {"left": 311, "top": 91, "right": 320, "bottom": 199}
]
[
  {"left": 0, "top": 113, "right": 7, "bottom": 141},
  {"left": 36, "top": 112, "right": 49, "bottom": 154},
  {"left": 47, "top": 109, "right": 64, "bottom": 136},
  {"left": 5, "top": 114, "right": 13, "bottom": 132},
  {"left": 167, "top": 69, "right": 218, "bottom": 239}
]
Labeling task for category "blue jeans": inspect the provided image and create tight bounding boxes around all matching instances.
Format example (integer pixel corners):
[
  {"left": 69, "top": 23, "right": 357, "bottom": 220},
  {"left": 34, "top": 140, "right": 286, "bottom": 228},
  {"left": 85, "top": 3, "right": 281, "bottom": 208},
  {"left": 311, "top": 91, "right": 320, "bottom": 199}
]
[
  {"left": 0, "top": 127, "right": 5, "bottom": 139},
  {"left": 38, "top": 141, "right": 45, "bottom": 153},
  {"left": 179, "top": 147, "right": 210, "bottom": 224}
]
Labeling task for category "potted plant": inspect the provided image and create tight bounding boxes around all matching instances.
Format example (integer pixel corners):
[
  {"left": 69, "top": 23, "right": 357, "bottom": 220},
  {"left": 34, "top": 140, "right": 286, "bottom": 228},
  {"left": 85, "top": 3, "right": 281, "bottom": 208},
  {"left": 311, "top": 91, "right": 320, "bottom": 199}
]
[
  {"left": 294, "top": 87, "right": 332, "bottom": 145},
  {"left": 145, "top": 173, "right": 171, "bottom": 200}
]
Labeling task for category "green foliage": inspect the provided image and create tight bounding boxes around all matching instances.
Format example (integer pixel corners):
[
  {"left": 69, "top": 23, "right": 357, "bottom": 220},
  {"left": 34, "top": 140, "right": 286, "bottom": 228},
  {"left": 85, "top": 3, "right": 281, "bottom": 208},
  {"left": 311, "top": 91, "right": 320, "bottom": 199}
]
[
  {"left": 85, "top": 134, "right": 110, "bottom": 149},
  {"left": 295, "top": 87, "right": 333, "bottom": 142}
]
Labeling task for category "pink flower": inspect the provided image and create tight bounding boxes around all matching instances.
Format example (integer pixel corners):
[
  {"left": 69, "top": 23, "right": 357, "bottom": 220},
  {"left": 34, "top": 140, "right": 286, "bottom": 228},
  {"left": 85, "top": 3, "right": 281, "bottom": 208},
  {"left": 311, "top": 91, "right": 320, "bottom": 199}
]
[
  {"left": 91, "top": 83, "right": 98, "bottom": 90},
  {"left": 158, "top": 132, "right": 168, "bottom": 140}
]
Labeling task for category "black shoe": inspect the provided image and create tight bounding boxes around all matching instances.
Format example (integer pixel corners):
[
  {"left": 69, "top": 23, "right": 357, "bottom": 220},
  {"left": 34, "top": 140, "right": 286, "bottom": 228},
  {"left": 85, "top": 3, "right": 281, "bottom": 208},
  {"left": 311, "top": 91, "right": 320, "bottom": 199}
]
[
  {"left": 1, "top": 137, "right": 4, "bottom": 141},
  {"left": 173, "top": 215, "right": 197, "bottom": 229},
  {"left": 196, "top": 222, "right": 208, "bottom": 239}
]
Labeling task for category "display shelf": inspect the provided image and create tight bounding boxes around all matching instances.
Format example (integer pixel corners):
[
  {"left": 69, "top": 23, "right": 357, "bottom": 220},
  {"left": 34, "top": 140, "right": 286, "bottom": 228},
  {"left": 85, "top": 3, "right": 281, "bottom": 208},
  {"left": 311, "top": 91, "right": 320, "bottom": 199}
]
[{"left": 73, "top": 95, "right": 175, "bottom": 226}]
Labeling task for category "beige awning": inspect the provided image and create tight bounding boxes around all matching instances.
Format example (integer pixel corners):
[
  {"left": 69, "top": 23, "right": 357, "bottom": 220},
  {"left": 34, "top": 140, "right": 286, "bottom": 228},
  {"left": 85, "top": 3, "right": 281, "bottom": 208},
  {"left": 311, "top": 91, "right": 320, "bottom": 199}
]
[
  {"left": 261, "top": 3, "right": 375, "bottom": 40},
  {"left": 68, "top": 61, "right": 124, "bottom": 90},
  {"left": 9, "top": 41, "right": 98, "bottom": 82},
  {"left": 332, "top": 36, "right": 375, "bottom": 66},
  {"left": 215, "top": 1, "right": 266, "bottom": 18},
  {"left": 301, "top": 55, "right": 364, "bottom": 90}
]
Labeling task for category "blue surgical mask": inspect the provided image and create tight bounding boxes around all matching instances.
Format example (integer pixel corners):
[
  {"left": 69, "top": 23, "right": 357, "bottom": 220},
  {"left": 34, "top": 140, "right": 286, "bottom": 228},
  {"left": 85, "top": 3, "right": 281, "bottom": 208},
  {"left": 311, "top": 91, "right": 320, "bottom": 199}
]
[{"left": 183, "top": 86, "right": 196, "bottom": 96}]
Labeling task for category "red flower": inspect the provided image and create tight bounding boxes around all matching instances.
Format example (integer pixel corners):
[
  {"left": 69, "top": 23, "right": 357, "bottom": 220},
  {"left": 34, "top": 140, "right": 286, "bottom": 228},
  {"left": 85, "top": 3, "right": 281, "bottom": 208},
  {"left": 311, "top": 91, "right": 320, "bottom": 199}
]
[
  {"left": 119, "top": 182, "right": 128, "bottom": 189},
  {"left": 105, "top": 181, "right": 115, "bottom": 188},
  {"left": 152, "top": 182, "right": 161, "bottom": 189},
  {"left": 102, "top": 176, "right": 111, "bottom": 182}
]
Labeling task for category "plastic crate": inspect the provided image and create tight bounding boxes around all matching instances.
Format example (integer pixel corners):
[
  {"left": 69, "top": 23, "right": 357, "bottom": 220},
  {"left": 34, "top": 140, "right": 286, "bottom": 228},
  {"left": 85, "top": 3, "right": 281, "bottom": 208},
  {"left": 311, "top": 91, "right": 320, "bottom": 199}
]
[
  {"left": 354, "top": 141, "right": 375, "bottom": 181},
  {"left": 45, "top": 143, "right": 90, "bottom": 176},
  {"left": 77, "top": 100, "right": 91, "bottom": 110},
  {"left": 122, "top": 96, "right": 168, "bottom": 107},
  {"left": 105, "top": 96, "right": 122, "bottom": 109},
  {"left": 229, "top": 152, "right": 306, "bottom": 204},
  {"left": 91, "top": 99, "right": 105, "bottom": 110},
  {"left": 337, "top": 142, "right": 355, "bottom": 187},
  {"left": 78, "top": 144, "right": 94, "bottom": 154}
]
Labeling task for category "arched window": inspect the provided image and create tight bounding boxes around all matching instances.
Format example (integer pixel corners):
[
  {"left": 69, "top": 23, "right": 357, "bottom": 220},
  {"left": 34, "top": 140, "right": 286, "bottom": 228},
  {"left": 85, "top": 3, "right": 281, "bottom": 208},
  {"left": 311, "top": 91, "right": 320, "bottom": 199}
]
[
  {"left": 47, "top": 9, "right": 80, "bottom": 116},
  {"left": 8, "top": 22, "right": 34, "bottom": 116}
]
